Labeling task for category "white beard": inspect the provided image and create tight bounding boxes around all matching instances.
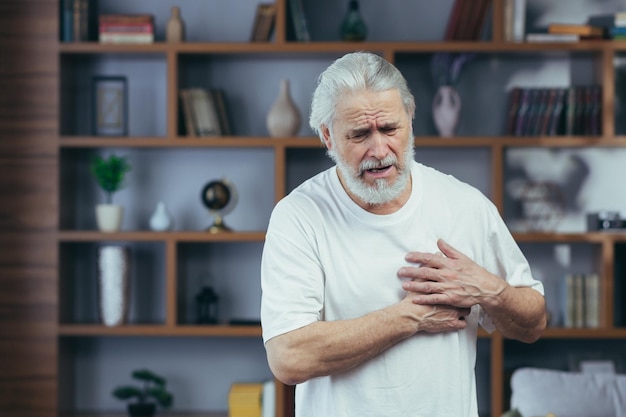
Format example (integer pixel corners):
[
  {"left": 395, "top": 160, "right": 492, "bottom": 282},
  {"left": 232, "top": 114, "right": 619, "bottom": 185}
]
[{"left": 327, "top": 141, "right": 415, "bottom": 206}]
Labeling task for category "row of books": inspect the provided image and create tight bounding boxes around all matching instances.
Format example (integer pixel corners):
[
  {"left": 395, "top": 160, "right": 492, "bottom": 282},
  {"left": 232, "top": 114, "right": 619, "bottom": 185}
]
[
  {"left": 99, "top": 14, "right": 155, "bottom": 44},
  {"left": 444, "top": 0, "right": 491, "bottom": 41},
  {"left": 563, "top": 273, "right": 600, "bottom": 329},
  {"left": 61, "top": 0, "right": 92, "bottom": 42},
  {"left": 505, "top": 86, "right": 602, "bottom": 137},
  {"left": 179, "top": 88, "right": 231, "bottom": 137},
  {"left": 228, "top": 380, "right": 274, "bottom": 417}
]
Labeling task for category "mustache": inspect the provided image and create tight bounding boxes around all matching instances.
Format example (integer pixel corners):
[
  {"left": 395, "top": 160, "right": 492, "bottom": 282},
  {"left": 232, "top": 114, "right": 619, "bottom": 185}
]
[{"left": 359, "top": 154, "right": 399, "bottom": 173}]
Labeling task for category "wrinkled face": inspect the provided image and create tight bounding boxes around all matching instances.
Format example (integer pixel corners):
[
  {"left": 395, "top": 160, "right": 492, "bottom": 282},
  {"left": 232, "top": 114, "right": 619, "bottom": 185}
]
[{"left": 322, "top": 89, "right": 414, "bottom": 213}]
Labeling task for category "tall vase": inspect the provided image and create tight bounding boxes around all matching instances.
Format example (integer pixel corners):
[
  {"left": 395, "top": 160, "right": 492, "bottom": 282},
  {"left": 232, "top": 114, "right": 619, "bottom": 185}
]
[
  {"left": 97, "top": 245, "right": 130, "bottom": 326},
  {"left": 266, "top": 79, "right": 301, "bottom": 138},
  {"left": 166, "top": 6, "right": 185, "bottom": 42},
  {"left": 432, "top": 85, "right": 461, "bottom": 138}
]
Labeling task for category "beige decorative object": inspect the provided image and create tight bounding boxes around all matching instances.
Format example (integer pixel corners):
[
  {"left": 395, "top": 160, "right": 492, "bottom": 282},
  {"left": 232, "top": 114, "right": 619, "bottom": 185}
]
[
  {"left": 95, "top": 204, "right": 124, "bottom": 232},
  {"left": 98, "top": 245, "right": 130, "bottom": 327},
  {"left": 266, "top": 78, "right": 301, "bottom": 138},
  {"left": 166, "top": 6, "right": 185, "bottom": 42}
]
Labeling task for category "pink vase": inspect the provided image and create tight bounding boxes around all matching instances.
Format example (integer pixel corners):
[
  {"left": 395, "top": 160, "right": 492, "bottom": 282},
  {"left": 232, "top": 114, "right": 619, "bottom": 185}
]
[{"left": 432, "top": 85, "right": 461, "bottom": 138}]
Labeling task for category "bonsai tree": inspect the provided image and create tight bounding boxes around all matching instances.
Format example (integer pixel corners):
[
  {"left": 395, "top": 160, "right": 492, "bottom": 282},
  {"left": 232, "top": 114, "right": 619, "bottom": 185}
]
[
  {"left": 113, "top": 369, "right": 173, "bottom": 417},
  {"left": 90, "top": 154, "right": 131, "bottom": 204}
]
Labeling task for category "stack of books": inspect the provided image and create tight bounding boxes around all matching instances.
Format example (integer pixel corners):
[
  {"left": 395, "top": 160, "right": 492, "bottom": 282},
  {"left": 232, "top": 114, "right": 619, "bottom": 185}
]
[
  {"left": 98, "top": 14, "right": 155, "bottom": 44},
  {"left": 588, "top": 12, "right": 626, "bottom": 40},
  {"left": 526, "top": 23, "right": 604, "bottom": 43}
]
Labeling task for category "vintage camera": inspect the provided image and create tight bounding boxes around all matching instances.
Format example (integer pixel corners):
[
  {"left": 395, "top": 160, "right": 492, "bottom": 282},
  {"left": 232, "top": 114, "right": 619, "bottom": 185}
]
[{"left": 587, "top": 211, "right": 625, "bottom": 231}]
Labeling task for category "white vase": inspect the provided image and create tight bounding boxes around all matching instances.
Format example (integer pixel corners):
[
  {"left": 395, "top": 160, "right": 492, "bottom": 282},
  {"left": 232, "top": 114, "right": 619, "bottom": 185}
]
[
  {"left": 266, "top": 78, "right": 301, "bottom": 138},
  {"left": 97, "top": 245, "right": 130, "bottom": 327},
  {"left": 149, "top": 201, "right": 173, "bottom": 231},
  {"left": 95, "top": 204, "right": 123, "bottom": 232},
  {"left": 432, "top": 85, "right": 461, "bottom": 138}
]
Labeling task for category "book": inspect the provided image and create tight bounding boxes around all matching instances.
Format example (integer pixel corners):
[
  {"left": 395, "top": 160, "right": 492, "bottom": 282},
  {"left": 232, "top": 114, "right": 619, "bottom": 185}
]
[
  {"left": 211, "top": 89, "right": 232, "bottom": 136},
  {"left": 228, "top": 382, "right": 263, "bottom": 417},
  {"left": 187, "top": 88, "right": 222, "bottom": 136},
  {"left": 511, "top": 0, "right": 526, "bottom": 42},
  {"left": 99, "top": 14, "right": 154, "bottom": 24},
  {"left": 548, "top": 23, "right": 604, "bottom": 38},
  {"left": 72, "top": 0, "right": 89, "bottom": 41},
  {"left": 99, "top": 33, "right": 154, "bottom": 44},
  {"left": 287, "top": 0, "right": 310, "bottom": 42},
  {"left": 99, "top": 22, "right": 154, "bottom": 33},
  {"left": 584, "top": 273, "right": 600, "bottom": 328},
  {"left": 250, "top": 3, "right": 276, "bottom": 42},
  {"left": 444, "top": 0, "right": 464, "bottom": 40},
  {"left": 525, "top": 33, "right": 579, "bottom": 43},
  {"left": 61, "top": 0, "right": 73, "bottom": 42},
  {"left": 179, "top": 90, "right": 197, "bottom": 137}
]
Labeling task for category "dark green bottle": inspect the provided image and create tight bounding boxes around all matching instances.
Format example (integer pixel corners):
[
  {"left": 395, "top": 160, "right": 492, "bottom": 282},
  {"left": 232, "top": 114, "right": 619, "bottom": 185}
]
[{"left": 340, "top": 0, "right": 367, "bottom": 41}]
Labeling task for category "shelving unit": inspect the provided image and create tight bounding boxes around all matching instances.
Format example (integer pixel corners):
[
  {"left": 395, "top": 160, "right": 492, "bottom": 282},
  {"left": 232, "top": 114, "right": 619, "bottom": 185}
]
[{"left": 56, "top": 0, "right": 626, "bottom": 416}]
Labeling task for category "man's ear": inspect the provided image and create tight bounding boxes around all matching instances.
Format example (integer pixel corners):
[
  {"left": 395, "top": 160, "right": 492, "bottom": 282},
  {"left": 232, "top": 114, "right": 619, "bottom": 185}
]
[{"left": 321, "top": 125, "right": 332, "bottom": 150}]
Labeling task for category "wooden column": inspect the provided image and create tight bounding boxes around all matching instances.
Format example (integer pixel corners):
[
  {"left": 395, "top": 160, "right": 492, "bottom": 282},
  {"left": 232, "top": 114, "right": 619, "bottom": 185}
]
[{"left": 0, "top": 1, "right": 58, "bottom": 416}]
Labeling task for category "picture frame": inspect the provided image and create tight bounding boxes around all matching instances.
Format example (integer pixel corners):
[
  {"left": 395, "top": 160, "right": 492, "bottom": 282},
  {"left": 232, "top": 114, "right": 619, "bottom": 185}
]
[{"left": 93, "top": 76, "right": 128, "bottom": 136}]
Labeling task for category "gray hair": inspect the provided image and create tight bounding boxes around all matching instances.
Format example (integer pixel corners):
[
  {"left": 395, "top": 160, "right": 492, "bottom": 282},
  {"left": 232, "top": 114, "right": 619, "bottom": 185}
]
[{"left": 309, "top": 52, "right": 416, "bottom": 143}]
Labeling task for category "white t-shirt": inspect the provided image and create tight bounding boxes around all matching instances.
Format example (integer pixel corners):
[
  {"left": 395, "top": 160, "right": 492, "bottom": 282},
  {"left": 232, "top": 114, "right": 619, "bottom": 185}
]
[{"left": 261, "top": 161, "right": 544, "bottom": 417}]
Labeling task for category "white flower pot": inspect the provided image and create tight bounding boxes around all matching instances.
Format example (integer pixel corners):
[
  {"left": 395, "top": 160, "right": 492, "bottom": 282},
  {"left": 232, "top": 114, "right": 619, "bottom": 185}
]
[{"left": 95, "top": 204, "right": 124, "bottom": 232}]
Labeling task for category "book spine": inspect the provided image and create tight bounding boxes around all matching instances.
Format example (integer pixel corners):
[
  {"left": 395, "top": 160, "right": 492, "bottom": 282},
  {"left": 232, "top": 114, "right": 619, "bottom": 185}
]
[
  {"left": 62, "top": 0, "right": 73, "bottom": 42},
  {"left": 99, "top": 33, "right": 154, "bottom": 44},
  {"left": 511, "top": 0, "right": 526, "bottom": 42},
  {"left": 99, "top": 23, "right": 155, "bottom": 33},
  {"left": 179, "top": 90, "right": 197, "bottom": 137},
  {"left": 99, "top": 14, "right": 154, "bottom": 24},
  {"left": 288, "top": 0, "right": 310, "bottom": 42}
]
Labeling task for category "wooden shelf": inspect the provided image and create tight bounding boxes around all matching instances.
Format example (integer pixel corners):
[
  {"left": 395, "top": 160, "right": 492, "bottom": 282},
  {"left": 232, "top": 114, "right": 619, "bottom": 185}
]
[
  {"left": 57, "top": 39, "right": 626, "bottom": 55},
  {"left": 57, "top": 231, "right": 267, "bottom": 242},
  {"left": 58, "top": 324, "right": 262, "bottom": 337}
]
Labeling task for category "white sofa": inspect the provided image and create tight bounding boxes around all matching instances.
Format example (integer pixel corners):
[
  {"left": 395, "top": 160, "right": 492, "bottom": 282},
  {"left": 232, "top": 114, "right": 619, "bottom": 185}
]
[{"left": 509, "top": 367, "right": 626, "bottom": 417}]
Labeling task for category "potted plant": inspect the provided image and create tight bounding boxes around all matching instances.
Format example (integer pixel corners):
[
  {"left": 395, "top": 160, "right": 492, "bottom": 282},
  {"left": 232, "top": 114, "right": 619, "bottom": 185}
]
[
  {"left": 113, "top": 369, "right": 174, "bottom": 417},
  {"left": 90, "top": 154, "right": 131, "bottom": 232}
]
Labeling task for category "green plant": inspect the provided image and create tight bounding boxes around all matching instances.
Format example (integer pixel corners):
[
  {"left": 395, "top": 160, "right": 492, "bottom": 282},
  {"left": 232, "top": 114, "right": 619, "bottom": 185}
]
[
  {"left": 112, "top": 369, "right": 173, "bottom": 409},
  {"left": 90, "top": 154, "right": 131, "bottom": 204}
]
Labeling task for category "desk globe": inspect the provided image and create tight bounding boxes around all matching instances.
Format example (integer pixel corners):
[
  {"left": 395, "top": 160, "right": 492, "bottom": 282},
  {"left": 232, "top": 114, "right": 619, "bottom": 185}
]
[{"left": 201, "top": 179, "right": 237, "bottom": 233}]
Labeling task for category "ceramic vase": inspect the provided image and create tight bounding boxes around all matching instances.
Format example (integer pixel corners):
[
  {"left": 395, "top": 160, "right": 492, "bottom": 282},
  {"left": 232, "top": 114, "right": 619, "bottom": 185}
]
[
  {"left": 149, "top": 201, "right": 174, "bottom": 231},
  {"left": 166, "top": 6, "right": 185, "bottom": 42},
  {"left": 95, "top": 204, "right": 123, "bottom": 232},
  {"left": 340, "top": 0, "right": 368, "bottom": 41},
  {"left": 97, "top": 245, "right": 130, "bottom": 327},
  {"left": 432, "top": 85, "right": 461, "bottom": 138},
  {"left": 266, "top": 79, "right": 301, "bottom": 138}
]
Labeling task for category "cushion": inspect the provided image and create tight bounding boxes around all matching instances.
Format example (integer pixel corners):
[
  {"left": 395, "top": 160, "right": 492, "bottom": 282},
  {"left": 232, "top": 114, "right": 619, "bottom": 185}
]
[{"left": 510, "top": 367, "right": 620, "bottom": 417}]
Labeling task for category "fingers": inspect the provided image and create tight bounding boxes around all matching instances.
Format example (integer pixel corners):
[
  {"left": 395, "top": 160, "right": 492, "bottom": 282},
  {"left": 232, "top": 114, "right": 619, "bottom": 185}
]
[{"left": 437, "top": 238, "right": 466, "bottom": 260}]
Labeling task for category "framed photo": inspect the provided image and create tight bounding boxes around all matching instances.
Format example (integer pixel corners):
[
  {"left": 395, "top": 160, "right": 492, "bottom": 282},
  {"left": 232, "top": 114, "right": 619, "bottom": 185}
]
[{"left": 93, "top": 76, "right": 128, "bottom": 136}]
